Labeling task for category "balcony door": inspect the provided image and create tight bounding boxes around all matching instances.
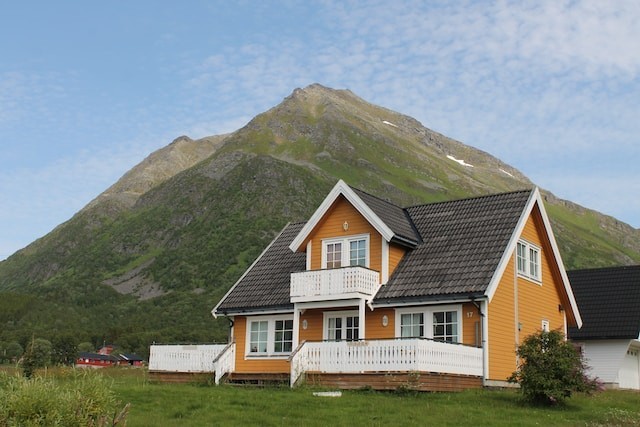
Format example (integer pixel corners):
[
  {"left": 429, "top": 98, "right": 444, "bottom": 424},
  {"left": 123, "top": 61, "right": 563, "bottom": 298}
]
[{"left": 322, "top": 234, "right": 369, "bottom": 269}]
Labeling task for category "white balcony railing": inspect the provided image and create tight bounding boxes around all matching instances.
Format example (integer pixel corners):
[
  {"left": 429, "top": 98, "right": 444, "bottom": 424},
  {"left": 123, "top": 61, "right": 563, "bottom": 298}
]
[
  {"left": 290, "top": 339, "right": 483, "bottom": 386},
  {"left": 290, "top": 266, "right": 380, "bottom": 303}
]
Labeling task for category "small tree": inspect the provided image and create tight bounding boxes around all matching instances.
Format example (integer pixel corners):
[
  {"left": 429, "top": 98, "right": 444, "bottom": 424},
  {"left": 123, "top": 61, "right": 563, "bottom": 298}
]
[
  {"left": 20, "top": 338, "right": 52, "bottom": 378},
  {"left": 509, "top": 329, "right": 599, "bottom": 405}
]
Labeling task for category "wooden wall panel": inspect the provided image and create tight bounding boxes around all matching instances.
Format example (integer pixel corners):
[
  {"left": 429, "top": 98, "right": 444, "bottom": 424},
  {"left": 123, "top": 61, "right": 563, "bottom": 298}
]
[{"left": 308, "top": 196, "right": 382, "bottom": 276}]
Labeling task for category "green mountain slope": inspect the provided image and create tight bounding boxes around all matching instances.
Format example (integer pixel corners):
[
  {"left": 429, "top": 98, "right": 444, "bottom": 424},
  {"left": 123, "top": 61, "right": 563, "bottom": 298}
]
[{"left": 0, "top": 84, "right": 638, "bottom": 356}]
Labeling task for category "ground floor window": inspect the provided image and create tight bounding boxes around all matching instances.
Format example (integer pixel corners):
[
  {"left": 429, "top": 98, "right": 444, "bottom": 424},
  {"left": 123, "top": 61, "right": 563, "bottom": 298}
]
[
  {"left": 324, "top": 311, "right": 359, "bottom": 341},
  {"left": 432, "top": 310, "right": 458, "bottom": 342},
  {"left": 396, "top": 305, "right": 462, "bottom": 343},
  {"left": 246, "top": 315, "right": 294, "bottom": 356}
]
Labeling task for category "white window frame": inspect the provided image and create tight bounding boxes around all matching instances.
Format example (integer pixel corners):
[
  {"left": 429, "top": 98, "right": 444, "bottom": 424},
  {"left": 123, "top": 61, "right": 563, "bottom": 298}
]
[
  {"left": 323, "top": 310, "right": 360, "bottom": 341},
  {"left": 516, "top": 240, "right": 541, "bottom": 283},
  {"left": 245, "top": 314, "right": 294, "bottom": 358},
  {"left": 395, "top": 305, "right": 463, "bottom": 343},
  {"left": 321, "top": 234, "right": 370, "bottom": 269}
]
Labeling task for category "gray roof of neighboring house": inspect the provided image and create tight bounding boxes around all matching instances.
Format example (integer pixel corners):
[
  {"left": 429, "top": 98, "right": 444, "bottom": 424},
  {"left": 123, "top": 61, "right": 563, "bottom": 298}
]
[
  {"left": 374, "top": 190, "right": 532, "bottom": 303},
  {"left": 215, "top": 189, "right": 534, "bottom": 313},
  {"left": 567, "top": 265, "right": 640, "bottom": 340},
  {"left": 215, "top": 222, "right": 306, "bottom": 314}
]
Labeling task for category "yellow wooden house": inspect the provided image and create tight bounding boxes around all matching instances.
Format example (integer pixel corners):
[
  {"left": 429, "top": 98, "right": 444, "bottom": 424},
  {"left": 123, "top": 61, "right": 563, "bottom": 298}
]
[{"left": 211, "top": 180, "right": 582, "bottom": 390}]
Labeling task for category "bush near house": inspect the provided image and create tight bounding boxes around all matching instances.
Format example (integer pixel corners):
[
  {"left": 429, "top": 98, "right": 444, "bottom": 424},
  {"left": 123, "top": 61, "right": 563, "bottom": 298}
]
[{"left": 509, "top": 329, "right": 601, "bottom": 405}]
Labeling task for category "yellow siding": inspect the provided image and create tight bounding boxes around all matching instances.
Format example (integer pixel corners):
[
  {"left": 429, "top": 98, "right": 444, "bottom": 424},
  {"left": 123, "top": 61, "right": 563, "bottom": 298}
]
[
  {"left": 299, "top": 310, "right": 325, "bottom": 342},
  {"left": 487, "top": 205, "right": 568, "bottom": 381},
  {"left": 366, "top": 308, "right": 395, "bottom": 339},
  {"left": 388, "top": 244, "right": 406, "bottom": 278},
  {"left": 233, "top": 316, "right": 290, "bottom": 374},
  {"left": 308, "top": 196, "right": 382, "bottom": 275},
  {"left": 461, "top": 302, "right": 481, "bottom": 347}
]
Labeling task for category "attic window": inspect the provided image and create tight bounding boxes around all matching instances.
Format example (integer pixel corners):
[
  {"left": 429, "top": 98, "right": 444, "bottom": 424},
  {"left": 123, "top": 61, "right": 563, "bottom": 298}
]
[{"left": 517, "top": 240, "right": 541, "bottom": 282}]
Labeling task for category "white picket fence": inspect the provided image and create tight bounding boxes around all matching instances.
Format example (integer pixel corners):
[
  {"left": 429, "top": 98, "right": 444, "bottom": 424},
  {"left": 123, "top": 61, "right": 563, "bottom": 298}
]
[
  {"left": 290, "top": 338, "right": 483, "bottom": 386},
  {"left": 148, "top": 344, "right": 227, "bottom": 373}
]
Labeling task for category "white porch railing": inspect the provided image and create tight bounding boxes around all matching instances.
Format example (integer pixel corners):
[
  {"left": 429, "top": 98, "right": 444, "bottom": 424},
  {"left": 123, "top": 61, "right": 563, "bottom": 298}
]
[
  {"left": 290, "top": 266, "right": 380, "bottom": 303},
  {"left": 290, "top": 339, "right": 483, "bottom": 386},
  {"left": 213, "top": 342, "right": 236, "bottom": 384},
  {"left": 148, "top": 344, "right": 227, "bottom": 373}
]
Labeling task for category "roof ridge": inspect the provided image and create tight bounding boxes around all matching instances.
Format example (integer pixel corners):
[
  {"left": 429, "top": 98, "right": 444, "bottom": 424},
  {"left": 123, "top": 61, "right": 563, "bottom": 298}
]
[
  {"left": 569, "top": 264, "right": 640, "bottom": 273},
  {"left": 349, "top": 185, "right": 404, "bottom": 209},
  {"left": 404, "top": 188, "right": 534, "bottom": 210}
]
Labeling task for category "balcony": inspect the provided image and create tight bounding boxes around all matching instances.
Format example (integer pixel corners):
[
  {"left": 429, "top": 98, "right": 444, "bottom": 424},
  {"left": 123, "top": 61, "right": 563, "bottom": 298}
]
[{"left": 290, "top": 266, "right": 381, "bottom": 303}]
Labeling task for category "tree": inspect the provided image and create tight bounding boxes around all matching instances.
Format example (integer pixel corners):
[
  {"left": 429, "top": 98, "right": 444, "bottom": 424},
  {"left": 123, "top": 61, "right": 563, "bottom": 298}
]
[
  {"left": 52, "top": 334, "right": 78, "bottom": 366},
  {"left": 20, "top": 337, "right": 53, "bottom": 378},
  {"left": 4, "top": 341, "right": 23, "bottom": 363},
  {"left": 509, "top": 329, "right": 600, "bottom": 405}
]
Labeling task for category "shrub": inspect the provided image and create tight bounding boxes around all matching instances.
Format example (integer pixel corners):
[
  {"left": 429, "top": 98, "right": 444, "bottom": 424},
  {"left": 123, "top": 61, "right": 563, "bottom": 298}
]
[
  {"left": 0, "top": 369, "right": 129, "bottom": 426},
  {"left": 508, "top": 329, "right": 600, "bottom": 405},
  {"left": 20, "top": 338, "right": 52, "bottom": 378}
]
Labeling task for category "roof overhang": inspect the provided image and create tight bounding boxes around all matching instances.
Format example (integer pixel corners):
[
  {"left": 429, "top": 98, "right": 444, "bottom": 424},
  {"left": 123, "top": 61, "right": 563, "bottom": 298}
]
[
  {"left": 289, "top": 179, "right": 395, "bottom": 252},
  {"left": 484, "top": 187, "right": 583, "bottom": 328}
]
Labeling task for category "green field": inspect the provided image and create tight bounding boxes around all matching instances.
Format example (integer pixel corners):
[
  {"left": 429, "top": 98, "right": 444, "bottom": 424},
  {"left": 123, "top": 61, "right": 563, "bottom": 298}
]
[{"left": 2, "top": 368, "right": 640, "bottom": 426}]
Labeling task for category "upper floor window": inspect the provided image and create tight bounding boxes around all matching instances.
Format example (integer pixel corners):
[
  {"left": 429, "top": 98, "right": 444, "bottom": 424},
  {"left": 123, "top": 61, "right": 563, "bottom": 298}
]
[
  {"left": 516, "top": 240, "right": 541, "bottom": 282},
  {"left": 322, "top": 234, "right": 369, "bottom": 269}
]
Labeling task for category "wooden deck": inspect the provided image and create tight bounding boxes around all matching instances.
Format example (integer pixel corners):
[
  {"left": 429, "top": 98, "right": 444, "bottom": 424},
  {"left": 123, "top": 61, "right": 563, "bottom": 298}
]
[
  {"left": 148, "top": 371, "right": 213, "bottom": 384},
  {"left": 303, "top": 371, "right": 483, "bottom": 392},
  {"left": 225, "top": 372, "right": 290, "bottom": 386}
]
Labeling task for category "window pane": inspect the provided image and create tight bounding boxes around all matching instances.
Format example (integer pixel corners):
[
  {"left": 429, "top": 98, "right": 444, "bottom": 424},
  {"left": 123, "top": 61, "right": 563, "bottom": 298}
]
[
  {"left": 274, "top": 318, "right": 293, "bottom": 353},
  {"left": 250, "top": 321, "right": 268, "bottom": 353},
  {"left": 401, "top": 313, "right": 424, "bottom": 338},
  {"left": 349, "top": 239, "right": 367, "bottom": 266},
  {"left": 517, "top": 242, "right": 527, "bottom": 274},
  {"left": 433, "top": 311, "right": 458, "bottom": 343},
  {"left": 326, "top": 242, "right": 342, "bottom": 269},
  {"left": 529, "top": 247, "right": 539, "bottom": 279}
]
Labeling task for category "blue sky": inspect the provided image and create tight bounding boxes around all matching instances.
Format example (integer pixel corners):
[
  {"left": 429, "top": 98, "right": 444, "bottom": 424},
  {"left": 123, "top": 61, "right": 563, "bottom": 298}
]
[{"left": 1, "top": 1, "right": 639, "bottom": 260}]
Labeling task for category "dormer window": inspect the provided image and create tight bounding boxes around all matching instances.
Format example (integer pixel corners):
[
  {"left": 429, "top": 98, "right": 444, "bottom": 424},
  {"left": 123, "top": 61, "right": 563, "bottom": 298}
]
[{"left": 322, "top": 234, "right": 369, "bottom": 269}]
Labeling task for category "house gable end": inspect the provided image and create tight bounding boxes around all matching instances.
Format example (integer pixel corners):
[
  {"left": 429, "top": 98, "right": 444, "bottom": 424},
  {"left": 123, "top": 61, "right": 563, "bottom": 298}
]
[
  {"left": 289, "top": 180, "right": 398, "bottom": 252},
  {"left": 484, "top": 188, "right": 582, "bottom": 328}
]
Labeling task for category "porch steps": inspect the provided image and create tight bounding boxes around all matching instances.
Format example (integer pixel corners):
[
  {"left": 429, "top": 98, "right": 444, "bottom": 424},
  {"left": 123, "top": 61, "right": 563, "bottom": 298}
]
[
  {"left": 225, "top": 372, "right": 289, "bottom": 387},
  {"left": 304, "top": 371, "right": 483, "bottom": 392}
]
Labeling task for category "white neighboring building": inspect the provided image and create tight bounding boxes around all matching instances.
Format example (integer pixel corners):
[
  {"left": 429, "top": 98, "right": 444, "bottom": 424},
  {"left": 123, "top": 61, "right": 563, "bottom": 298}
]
[{"left": 568, "top": 265, "right": 640, "bottom": 390}]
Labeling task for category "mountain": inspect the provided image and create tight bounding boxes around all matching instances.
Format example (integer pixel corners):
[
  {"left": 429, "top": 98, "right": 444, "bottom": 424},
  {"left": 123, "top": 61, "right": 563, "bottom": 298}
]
[{"left": 1, "top": 84, "right": 638, "bottom": 356}]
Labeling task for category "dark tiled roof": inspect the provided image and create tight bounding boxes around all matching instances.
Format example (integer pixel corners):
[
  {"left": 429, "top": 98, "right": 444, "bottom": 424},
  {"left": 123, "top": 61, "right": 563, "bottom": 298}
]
[
  {"left": 567, "top": 265, "right": 640, "bottom": 340},
  {"left": 351, "top": 187, "right": 419, "bottom": 246},
  {"left": 374, "top": 190, "right": 533, "bottom": 303},
  {"left": 77, "top": 352, "right": 118, "bottom": 361},
  {"left": 215, "top": 222, "right": 306, "bottom": 314}
]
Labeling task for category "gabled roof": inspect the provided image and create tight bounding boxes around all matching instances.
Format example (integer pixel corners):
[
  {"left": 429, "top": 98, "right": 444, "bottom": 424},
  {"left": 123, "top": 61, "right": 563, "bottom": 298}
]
[
  {"left": 374, "top": 190, "right": 532, "bottom": 303},
  {"left": 213, "top": 222, "right": 306, "bottom": 315},
  {"left": 567, "top": 265, "right": 640, "bottom": 340},
  {"left": 350, "top": 188, "right": 418, "bottom": 246},
  {"left": 213, "top": 182, "right": 580, "bottom": 326},
  {"left": 289, "top": 180, "right": 418, "bottom": 252}
]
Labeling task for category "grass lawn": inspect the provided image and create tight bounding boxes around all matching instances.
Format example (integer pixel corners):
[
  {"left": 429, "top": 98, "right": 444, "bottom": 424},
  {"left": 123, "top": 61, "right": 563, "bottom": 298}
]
[
  {"left": 2, "top": 366, "right": 639, "bottom": 426},
  {"left": 95, "top": 369, "right": 640, "bottom": 427}
]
